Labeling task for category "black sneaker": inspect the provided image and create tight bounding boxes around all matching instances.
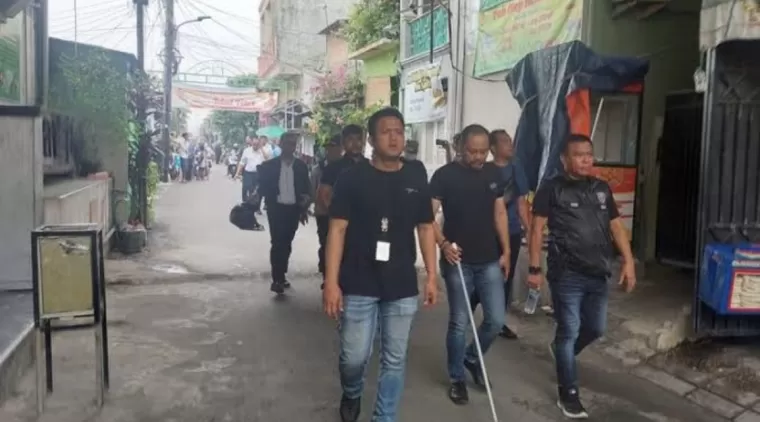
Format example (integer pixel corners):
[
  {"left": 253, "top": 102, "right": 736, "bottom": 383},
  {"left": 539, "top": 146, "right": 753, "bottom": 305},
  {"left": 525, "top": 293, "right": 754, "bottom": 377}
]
[
  {"left": 448, "top": 381, "right": 469, "bottom": 405},
  {"left": 557, "top": 387, "right": 589, "bottom": 419},
  {"left": 283, "top": 280, "right": 291, "bottom": 289},
  {"left": 270, "top": 281, "right": 285, "bottom": 294},
  {"left": 464, "top": 359, "right": 492, "bottom": 390},
  {"left": 499, "top": 325, "right": 518, "bottom": 339},
  {"left": 339, "top": 395, "right": 361, "bottom": 422}
]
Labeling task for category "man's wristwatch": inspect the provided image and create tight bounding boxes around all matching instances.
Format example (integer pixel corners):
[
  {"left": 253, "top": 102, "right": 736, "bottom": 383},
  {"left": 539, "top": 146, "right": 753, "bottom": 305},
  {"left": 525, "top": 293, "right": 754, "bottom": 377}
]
[{"left": 528, "top": 266, "right": 542, "bottom": 275}]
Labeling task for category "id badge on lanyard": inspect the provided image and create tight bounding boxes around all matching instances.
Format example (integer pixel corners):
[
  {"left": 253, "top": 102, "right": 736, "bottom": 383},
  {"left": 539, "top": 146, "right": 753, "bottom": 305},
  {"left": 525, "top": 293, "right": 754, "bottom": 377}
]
[{"left": 376, "top": 217, "right": 391, "bottom": 262}]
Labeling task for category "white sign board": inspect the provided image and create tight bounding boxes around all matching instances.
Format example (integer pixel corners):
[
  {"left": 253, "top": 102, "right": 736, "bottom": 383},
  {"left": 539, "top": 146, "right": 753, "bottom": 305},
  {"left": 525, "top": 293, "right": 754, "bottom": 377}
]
[{"left": 403, "top": 62, "right": 447, "bottom": 124}]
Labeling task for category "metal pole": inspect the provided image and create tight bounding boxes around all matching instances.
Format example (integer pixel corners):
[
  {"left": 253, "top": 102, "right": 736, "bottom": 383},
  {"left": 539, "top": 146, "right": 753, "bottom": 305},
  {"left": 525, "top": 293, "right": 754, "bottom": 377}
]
[
  {"left": 162, "top": 0, "right": 175, "bottom": 181},
  {"left": 134, "top": 0, "right": 148, "bottom": 225},
  {"left": 428, "top": 3, "right": 434, "bottom": 63}
]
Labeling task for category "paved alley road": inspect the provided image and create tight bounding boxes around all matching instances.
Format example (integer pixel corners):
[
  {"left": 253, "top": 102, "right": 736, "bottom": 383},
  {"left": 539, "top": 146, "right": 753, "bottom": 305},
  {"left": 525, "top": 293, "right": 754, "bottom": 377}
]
[{"left": 0, "top": 165, "right": 728, "bottom": 422}]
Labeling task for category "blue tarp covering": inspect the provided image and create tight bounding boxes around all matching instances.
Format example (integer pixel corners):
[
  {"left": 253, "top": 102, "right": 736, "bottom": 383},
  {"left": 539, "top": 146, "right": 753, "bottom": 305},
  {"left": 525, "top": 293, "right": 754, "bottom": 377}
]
[{"left": 506, "top": 41, "right": 650, "bottom": 190}]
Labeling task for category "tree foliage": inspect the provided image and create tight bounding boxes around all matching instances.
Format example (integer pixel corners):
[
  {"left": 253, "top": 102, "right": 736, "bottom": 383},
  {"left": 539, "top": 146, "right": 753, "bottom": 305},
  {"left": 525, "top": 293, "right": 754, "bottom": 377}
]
[
  {"left": 49, "top": 51, "right": 133, "bottom": 174},
  {"left": 209, "top": 73, "right": 262, "bottom": 145},
  {"left": 343, "top": 0, "right": 400, "bottom": 51}
]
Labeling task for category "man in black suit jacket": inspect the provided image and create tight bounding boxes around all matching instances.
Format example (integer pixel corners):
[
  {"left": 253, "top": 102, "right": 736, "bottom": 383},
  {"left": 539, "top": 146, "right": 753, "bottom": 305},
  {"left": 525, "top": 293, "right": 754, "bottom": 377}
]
[{"left": 256, "top": 131, "right": 312, "bottom": 293}]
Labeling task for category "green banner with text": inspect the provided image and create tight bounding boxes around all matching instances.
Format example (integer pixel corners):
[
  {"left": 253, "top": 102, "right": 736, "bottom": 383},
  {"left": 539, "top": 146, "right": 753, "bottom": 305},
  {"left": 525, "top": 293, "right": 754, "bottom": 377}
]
[{"left": 473, "top": 0, "right": 582, "bottom": 77}]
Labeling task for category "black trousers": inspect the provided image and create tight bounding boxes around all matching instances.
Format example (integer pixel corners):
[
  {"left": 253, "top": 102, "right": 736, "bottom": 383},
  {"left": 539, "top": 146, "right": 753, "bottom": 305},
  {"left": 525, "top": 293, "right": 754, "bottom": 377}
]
[
  {"left": 471, "top": 233, "right": 523, "bottom": 311},
  {"left": 267, "top": 203, "right": 300, "bottom": 282},
  {"left": 316, "top": 215, "right": 329, "bottom": 276}
]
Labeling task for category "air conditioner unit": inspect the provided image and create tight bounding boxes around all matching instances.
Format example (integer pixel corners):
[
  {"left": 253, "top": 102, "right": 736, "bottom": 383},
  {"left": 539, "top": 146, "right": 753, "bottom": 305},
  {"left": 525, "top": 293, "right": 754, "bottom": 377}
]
[{"left": 0, "top": 0, "right": 32, "bottom": 23}]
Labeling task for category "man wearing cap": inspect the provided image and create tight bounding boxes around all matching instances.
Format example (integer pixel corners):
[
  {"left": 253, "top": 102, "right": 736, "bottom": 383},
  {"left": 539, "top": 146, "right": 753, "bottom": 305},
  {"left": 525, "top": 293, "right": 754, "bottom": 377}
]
[{"left": 313, "top": 134, "right": 344, "bottom": 281}]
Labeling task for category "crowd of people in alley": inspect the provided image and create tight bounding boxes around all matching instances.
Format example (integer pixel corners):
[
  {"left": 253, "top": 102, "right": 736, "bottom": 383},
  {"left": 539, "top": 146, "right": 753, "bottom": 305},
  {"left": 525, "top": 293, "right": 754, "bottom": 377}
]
[{"left": 219, "top": 107, "right": 636, "bottom": 421}]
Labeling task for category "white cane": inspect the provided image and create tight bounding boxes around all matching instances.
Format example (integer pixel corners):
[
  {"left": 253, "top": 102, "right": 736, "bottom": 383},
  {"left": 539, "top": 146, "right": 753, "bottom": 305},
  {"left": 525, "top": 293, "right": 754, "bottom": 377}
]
[{"left": 452, "top": 244, "right": 499, "bottom": 422}]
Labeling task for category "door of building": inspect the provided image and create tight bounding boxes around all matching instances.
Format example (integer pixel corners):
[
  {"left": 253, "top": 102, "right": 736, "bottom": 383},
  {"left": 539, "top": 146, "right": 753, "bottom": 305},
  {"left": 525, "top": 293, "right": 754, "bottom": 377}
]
[
  {"left": 695, "top": 41, "right": 760, "bottom": 336},
  {"left": 655, "top": 92, "right": 703, "bottom": 269}
]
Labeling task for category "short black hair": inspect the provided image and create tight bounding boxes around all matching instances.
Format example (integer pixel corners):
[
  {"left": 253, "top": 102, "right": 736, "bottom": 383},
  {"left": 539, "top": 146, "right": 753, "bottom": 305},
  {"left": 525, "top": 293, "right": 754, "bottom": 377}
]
[
  {"left": 488, "top": 129, "right": 510, "bottom": 147},
  {"left": 460, "top": 124, "right": 490, "bottom": 145},
  {"left": 281, "top": 131, "right": 299, "bottom": 143},
  {"left": 367, "top": 107, "right": 405, "bottom": 139},
  {"left": 563, "top": 133, "right": 592, "bottom": 154},
  {"left": 341, "top": 124, "right": 364, "bottom": 140}
]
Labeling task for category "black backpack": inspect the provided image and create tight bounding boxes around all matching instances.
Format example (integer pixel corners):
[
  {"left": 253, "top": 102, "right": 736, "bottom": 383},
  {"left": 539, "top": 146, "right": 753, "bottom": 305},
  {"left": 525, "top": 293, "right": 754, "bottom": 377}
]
[{"left": 229, "top": 203, "right": 259, "bottom": 231}]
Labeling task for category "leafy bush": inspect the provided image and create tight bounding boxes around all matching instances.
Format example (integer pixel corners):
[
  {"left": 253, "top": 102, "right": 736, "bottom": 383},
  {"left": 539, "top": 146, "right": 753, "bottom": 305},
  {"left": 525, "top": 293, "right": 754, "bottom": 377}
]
[{"left": 343, "top": 0, "right": 400, "bottom": 51}]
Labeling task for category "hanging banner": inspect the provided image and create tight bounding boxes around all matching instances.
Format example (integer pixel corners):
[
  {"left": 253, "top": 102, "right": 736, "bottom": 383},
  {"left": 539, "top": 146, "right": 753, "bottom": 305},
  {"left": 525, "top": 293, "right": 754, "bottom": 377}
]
[
  {"left": 172, "top": 83, "right": 278, "bottom": 112},
  {"left": 403, "top": 62, "right": 447, "bottom": 124},
  {"left": 700, "top": 0, "right": 760, "bottom": 49},
  {"left": 473, "top": 0, "right": 582, "bottom": 77}
]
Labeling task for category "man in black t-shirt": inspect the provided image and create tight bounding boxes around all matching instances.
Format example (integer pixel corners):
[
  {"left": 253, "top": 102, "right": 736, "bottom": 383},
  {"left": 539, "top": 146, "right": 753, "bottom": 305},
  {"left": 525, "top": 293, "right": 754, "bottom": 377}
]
[
  {"left": 430, "top": 124, "right": 511, "bottom": 406},
  {"left": 313, "top": 134, "right": 346, "bottom": 281},
  {"left": 528, "top": 134, "right": 636, "bottom": 419},
  {"left": 323, "top": 108, "right": 438, "bottom": 422}
]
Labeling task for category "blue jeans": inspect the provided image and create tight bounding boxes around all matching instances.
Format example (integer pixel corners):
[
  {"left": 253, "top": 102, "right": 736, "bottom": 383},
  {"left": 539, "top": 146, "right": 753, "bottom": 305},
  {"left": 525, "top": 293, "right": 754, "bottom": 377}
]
[
  {"left": 549, "top": 271, "right": 608, "bottom": 389},
  {"left": 442, "top": 260, "right": 505, "bottom": 382},
  {"left": 339, "top": 295, "right": 418, "bottom": 422}
]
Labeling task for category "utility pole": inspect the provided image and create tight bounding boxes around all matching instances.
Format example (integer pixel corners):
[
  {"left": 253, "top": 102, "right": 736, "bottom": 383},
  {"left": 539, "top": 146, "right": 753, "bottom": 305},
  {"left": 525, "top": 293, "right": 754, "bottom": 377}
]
[
  {"left": 134, "top": 0, "right": 148, "bottom": 225},
  {"left": 161, "top": 0, "right": 175, "bottom": 182}
]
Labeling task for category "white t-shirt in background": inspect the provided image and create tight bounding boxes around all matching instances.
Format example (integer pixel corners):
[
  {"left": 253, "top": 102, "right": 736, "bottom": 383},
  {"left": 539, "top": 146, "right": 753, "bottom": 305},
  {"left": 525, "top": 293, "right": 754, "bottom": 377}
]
[{"left": 241, "top": 146, "right": 265, "bottom": 172}]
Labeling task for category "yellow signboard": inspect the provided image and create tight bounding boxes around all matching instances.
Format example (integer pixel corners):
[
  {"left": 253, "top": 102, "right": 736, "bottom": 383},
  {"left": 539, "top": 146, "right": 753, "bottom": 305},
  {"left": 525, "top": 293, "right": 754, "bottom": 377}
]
[{"left": 38, "top": 236, "right": 94, "bottom": 317}]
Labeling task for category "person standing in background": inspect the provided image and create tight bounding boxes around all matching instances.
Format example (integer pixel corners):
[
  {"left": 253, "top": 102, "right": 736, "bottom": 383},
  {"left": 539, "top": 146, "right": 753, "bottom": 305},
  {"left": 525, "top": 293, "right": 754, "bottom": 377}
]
[
  {"left": 257, "top": 132, "right": 312, "bottom": 294},
  {"left": 313, "top": 135, "right": 344, "bottom": 284},
  {"left": 235, "top": 136, "right": 266, "bottom": 231},
  {"left": 470, "top": 129, "right": 532, "bottom": 339},
  {"left": 271, "top": 138, "right": 282, "bottom": 158},
  {"left": 317, "top": 124, "right": 367, "bottom": 280},
  {"left": 182, "top": 133, "right": 195, "bottom": 182},
  {"left": 260, "top": 135, "right": 273, "bottom": 160}
]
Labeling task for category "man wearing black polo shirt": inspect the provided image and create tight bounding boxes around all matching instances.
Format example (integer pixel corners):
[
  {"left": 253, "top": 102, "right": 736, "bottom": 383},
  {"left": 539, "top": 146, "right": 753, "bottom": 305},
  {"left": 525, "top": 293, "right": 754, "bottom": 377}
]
[
  {"left": 529, "top": 134, "right": 636, "bottom": 419},
  {"left": 317, "top": 124, "right": 366, "bottom": 288},
  {"left": 430, "top": 124, "right": 511, "bottom": 405},
  {"left": 323, "top": 107, "right": 438, "bottom": 422}
]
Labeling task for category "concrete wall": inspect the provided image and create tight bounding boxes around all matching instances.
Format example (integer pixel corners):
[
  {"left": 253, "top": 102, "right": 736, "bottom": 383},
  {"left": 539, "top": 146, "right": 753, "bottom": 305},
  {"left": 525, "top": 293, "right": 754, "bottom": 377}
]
[
  {"left": 0, "top": 7, "right": 43, "bottom": 289},
  {"left": 0, "top": 117, "right": 43, "bottom": 288},
  {"left": 326, "top": 34, "right": 349, "bottom": 71},
  {"left": 43, "top": 179, "right": 112, "bottom": 236},
  {"left": 587, "top": 0, "right": 700, "bottom": 258}
]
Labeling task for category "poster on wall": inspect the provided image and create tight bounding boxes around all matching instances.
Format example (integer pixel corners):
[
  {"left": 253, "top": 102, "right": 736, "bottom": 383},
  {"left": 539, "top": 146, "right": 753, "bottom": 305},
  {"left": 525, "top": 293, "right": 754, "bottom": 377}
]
[
  {"left": 0, "top": 14, "right": 22, "bottom": 103},
  {"left": 591, "top": 166, "right": 637, "bottom": 239},
  {"left": 700, "top": 0, "right": 760, "bottom": 49},
  {"left": 403, "top": 62, "right": 447, "bottom": 124},
  {"left": 473, "top": 0, "right": 583, "bottom": 77}
]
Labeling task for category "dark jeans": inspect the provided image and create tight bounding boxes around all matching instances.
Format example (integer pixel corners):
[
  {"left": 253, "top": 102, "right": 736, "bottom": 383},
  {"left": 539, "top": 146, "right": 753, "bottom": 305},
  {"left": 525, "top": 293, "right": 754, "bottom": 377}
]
[
  {"left": 316, "top": 215, "right": 329, "bottom": 276},
  {"left": 241, "top": 171, "right": 258, "bottom": 203},
  {"left": 339, "top": 295, "right": 417, "bottom": 422},
  {"left": 470, "top": 233, "right": 522, "bottom": 317},
  {"left": 549, "top": 271, "right": 608, "bottom": 389},
  {"left": 442, "top": 260, "right": 505, "bottom": 382},
  {"left": 267, "top": 203, "right": 300, "bottom": 282}
]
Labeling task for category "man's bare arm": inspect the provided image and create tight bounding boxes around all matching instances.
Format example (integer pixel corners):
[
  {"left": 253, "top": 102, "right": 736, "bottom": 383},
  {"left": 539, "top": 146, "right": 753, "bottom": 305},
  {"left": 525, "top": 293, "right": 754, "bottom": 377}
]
[
  {"left": 494, "top": 198, "right": 510, "bottom": 254},
  {"left": 316, "top": 184, "right": 333, "bottom": 214},
  {"left": 325, "top": 218, "right": 349, "bottom": 288},
  {"left": 431, "top": 198, "right": 446, "bottom": 246},
  {"left": 610, "top": 218, "right": 634, "bottom": 263},
  {"left": 529, "top": 216, "right": 547, "bottom": 267},
  {"left": 517, "top": 196, "right": 531, "bottom": 232}
]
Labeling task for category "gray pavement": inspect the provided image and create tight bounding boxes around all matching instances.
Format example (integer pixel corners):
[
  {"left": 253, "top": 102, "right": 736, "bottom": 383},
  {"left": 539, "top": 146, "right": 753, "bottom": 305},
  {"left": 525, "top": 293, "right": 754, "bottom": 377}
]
[{"left": 0, "top": 165, "right": 730, "bottom": 421}]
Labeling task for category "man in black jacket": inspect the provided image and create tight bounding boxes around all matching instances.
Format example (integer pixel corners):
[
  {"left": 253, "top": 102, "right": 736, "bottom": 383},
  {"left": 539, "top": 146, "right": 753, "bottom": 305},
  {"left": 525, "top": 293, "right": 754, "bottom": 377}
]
[{"left": 257, "top": 131, "right": 312, "bottom": 293}]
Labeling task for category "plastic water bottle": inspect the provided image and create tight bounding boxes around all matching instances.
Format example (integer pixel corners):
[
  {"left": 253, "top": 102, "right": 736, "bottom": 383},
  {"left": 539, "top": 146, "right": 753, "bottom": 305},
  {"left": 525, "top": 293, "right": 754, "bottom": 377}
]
[{"left": 524, "top": 288, "right": 540, "bottom": 315}]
